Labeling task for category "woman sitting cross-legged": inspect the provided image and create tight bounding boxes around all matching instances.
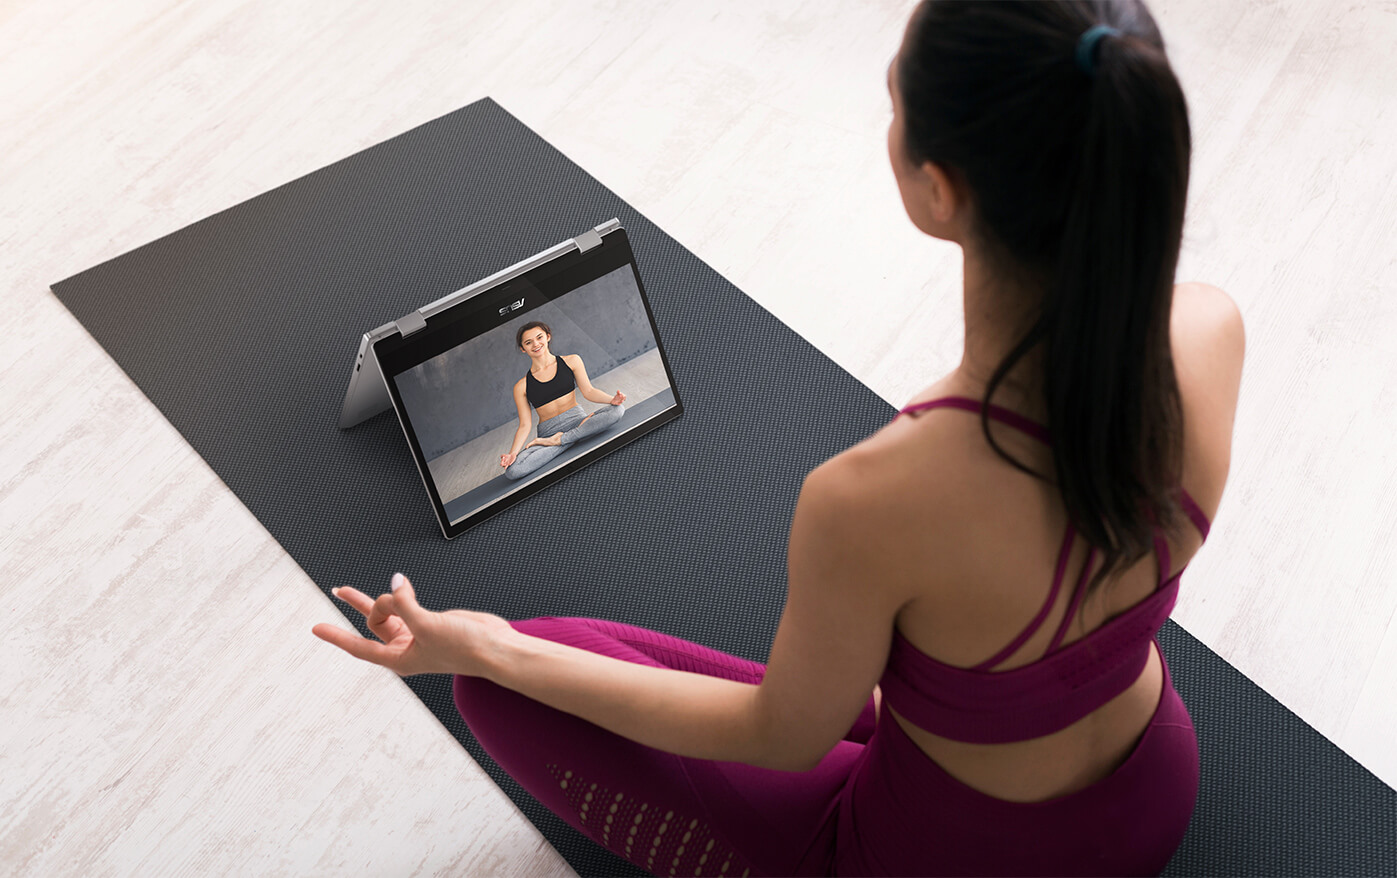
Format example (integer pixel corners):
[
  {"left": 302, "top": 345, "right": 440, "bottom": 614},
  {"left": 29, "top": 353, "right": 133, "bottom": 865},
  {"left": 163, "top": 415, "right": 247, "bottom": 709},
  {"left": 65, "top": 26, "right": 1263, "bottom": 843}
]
[
  {"left": 500, "top": 320, "right": 627, "bottom": 482},
  {"left": 313, "top": 2, "right": 1246, "bottom": 874}
]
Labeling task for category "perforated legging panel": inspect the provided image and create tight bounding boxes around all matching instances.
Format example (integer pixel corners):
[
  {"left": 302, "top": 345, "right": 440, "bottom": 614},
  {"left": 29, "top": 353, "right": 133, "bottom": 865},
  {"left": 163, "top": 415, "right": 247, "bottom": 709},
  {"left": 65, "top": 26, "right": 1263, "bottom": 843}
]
[
  {"left": 544, "top": 766, "right": 749, "bottom": 877},
  {"left": 453, "top": 617, "right": 875, "bottom": 877}
]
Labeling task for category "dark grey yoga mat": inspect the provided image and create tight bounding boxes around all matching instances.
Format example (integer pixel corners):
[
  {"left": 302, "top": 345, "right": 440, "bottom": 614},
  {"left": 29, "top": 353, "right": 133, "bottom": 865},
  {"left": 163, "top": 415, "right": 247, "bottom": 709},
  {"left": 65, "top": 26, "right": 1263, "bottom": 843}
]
[{"left": 52, "top": 97, "right": 1393, "bottom": 877}]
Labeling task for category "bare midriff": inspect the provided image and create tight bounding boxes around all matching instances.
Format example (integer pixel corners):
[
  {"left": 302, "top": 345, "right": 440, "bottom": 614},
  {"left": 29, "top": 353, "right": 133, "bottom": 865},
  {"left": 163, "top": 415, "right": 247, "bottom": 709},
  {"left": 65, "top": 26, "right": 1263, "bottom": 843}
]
[{"left": 535, "top": 391, "right": 578, "bottom": 424}]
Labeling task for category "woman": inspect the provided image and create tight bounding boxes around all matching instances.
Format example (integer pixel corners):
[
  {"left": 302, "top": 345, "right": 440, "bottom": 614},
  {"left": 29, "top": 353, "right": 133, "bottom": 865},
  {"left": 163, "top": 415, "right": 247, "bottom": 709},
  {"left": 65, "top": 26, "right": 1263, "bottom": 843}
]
[
  {"left": 312, "top": 1, "right": 1245, "bottom": 874},
  {"left": 501, "top": 320, "right": 628, "bottom": 481}
]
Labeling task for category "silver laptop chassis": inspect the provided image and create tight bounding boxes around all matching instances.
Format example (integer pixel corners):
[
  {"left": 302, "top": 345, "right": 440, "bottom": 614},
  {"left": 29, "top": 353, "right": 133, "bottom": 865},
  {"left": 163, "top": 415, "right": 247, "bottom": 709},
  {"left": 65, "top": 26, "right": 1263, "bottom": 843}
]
[{"left": 336, "top": 218, "right": 622, "bottom": 429}]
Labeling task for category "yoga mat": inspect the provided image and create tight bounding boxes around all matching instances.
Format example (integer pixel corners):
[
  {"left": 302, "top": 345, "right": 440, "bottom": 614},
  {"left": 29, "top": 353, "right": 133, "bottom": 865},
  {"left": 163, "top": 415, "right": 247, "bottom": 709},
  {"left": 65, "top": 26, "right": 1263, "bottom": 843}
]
[{"left": 52, "top": 97, "right": 1393, "bottom": 876}]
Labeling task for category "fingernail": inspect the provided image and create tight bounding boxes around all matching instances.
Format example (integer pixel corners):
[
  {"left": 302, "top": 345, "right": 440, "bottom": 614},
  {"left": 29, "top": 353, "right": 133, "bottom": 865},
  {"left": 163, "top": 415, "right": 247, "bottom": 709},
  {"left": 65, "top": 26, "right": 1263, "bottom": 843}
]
[
  {"left": 331, "top": 587, "right": 340, "bottom": 597},
  {"left": 391, "top": 573, "right": 405, "bottom": 591}
]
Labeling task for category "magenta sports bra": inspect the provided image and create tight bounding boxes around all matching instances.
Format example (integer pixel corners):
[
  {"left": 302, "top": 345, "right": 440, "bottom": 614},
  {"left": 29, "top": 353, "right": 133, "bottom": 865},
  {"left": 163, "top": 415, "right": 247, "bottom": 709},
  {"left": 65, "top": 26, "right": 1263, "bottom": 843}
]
[{"left": 877, "top": 396, "right": 1212, "bottom": 744}]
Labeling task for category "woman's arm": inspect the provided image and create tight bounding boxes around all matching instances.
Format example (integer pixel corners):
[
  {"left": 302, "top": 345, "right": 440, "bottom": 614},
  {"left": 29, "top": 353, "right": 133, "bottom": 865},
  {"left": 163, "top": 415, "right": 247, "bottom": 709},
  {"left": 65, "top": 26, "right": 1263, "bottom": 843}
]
[
  {"left": 320, "top": 465, "right": 889, "bottom": 771},
  {"left": 507, "top": 381, "right": 532, "bottom": 455},
  {"left": 317, "top": 575, "right": 785, "bottom": 770},
  {"left": 481, "top": 460, "right": 894, "bottom": 772},
  {"left": 566, "top": 355, "right": 621, "bottom": 405}
]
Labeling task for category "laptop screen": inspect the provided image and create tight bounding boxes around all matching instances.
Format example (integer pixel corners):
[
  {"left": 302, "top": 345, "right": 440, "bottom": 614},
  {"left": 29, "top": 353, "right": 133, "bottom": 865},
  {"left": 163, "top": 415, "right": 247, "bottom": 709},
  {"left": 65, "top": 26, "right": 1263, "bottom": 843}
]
[{"left": 373, "top": 226, "right": 682, "bottom": 538}]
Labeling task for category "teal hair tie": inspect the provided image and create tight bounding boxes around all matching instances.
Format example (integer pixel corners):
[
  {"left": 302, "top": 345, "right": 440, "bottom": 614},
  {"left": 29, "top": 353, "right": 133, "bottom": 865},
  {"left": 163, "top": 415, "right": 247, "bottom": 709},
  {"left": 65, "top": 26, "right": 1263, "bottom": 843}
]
[{"left": 1076, "top": 24, "right": 1121, "bottom": 75}]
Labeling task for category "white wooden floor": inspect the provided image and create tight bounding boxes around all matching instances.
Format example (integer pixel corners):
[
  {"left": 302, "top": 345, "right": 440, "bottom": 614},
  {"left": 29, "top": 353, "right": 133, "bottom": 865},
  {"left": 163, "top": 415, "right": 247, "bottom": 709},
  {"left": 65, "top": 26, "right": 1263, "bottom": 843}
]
[{"left": 3, "top": 0, "right": 1395, "bottom": 874}]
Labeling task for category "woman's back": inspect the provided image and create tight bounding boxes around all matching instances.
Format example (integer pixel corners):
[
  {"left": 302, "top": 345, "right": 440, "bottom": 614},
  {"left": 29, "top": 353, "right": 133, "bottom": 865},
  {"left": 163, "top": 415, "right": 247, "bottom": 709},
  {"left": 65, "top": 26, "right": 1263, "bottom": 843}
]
[
  {"left": 849, "top": 280, "right": 1243, "bottom": 804},
  {"left": 447, "top": 2, "right": 1249, "bottom": 873}
]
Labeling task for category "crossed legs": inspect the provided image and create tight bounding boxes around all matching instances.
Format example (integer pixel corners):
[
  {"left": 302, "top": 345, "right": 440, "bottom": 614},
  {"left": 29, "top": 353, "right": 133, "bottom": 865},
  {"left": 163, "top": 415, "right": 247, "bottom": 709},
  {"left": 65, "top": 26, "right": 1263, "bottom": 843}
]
[
  {"left": 452, "top": 616, "right": 875, "bottom": 876},
  {"left": 506, "top": 402, "right": 627, "bottom": 481}
]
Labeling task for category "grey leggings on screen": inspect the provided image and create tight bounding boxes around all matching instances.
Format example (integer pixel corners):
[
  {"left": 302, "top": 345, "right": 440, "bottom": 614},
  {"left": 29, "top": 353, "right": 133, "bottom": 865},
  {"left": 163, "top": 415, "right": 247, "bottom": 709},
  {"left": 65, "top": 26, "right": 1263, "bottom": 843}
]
[{"left": 505, "top": 402, "right": 627, "bottom": 481}]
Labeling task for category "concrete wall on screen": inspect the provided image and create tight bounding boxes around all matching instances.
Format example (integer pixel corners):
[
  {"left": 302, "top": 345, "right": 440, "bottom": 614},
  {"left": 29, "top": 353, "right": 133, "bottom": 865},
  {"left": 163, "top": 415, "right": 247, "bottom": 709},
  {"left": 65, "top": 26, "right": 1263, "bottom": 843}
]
[{"left": 398, "top": 265, "right": 659, "bottom": 459}]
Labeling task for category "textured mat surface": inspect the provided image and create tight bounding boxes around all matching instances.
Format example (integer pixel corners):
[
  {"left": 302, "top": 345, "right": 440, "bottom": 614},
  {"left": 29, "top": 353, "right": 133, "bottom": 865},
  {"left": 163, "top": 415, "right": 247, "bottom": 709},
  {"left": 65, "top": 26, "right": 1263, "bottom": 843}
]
[{"left": 52, "top": 97, "right": 1393, "bottom": 876}]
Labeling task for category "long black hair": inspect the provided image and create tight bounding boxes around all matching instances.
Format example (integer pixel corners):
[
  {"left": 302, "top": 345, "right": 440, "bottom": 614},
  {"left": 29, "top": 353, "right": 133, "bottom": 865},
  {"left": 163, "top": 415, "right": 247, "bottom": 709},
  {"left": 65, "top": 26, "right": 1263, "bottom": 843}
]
[{"left": 897, "top": 0, "right": 1192, "bottom": 599}]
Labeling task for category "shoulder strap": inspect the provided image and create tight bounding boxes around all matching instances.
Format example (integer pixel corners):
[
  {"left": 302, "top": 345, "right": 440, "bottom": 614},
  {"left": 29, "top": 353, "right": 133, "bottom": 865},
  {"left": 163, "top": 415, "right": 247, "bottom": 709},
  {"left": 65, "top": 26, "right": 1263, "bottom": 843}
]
[
  {"left": 899, "top": 395, "right": 1204, "bottom": 663},
  {"left": 897, "top": 396, "right": 1051, "bottom": 445},
  {"left": 971, "top": 522, "right": 1077, "bottom": 672},
  {"left": 1178, "top": 487, "right": 1212, "bottom": 541},
  {"left": 1045, "top": 545, "right": 1097, "bottom": 654},
  {"left": 900, "top": 400, "right": 1212, "bottom": 540}
]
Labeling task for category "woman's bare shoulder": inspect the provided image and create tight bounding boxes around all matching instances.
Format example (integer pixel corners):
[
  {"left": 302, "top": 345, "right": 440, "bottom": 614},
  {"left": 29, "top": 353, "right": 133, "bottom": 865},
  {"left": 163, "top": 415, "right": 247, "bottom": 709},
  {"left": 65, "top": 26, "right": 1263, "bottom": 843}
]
[
  {"left": 1171, "top": 282, "right": 1246, "bottom": 524},
  {"left": 817, "top": 425, "right": 1016, "bottom": 626},
  {"left": 824, "top": 414, "right": 982, "bottom": 546}
]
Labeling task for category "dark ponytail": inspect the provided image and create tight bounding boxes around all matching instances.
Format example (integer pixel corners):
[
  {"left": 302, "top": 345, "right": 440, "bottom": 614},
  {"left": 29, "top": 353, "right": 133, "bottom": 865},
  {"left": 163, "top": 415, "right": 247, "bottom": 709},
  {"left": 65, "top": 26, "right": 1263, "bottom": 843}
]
[{"left": 898, "top": 0, "right": 1192, "bottom": 599}]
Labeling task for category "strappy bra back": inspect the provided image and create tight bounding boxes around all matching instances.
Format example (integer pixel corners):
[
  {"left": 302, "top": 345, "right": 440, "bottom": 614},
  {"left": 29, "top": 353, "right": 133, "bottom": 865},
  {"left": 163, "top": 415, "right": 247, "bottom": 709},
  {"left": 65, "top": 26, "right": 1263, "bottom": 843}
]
[{"left": 878, "top": 396, "right": 1212, "bottom": 744}]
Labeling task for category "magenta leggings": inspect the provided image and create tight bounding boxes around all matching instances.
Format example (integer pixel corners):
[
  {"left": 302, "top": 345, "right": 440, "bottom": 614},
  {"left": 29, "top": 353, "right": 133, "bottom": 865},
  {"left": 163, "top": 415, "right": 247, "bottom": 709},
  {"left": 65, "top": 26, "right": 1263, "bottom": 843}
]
[{"left": 453, "top": 618, "right": 1198, "bottom": 877}]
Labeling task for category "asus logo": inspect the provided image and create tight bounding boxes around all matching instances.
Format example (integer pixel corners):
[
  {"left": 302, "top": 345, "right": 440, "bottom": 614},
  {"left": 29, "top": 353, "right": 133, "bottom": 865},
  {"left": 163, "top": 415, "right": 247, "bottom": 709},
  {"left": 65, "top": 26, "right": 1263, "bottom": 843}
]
[{"left": 499, "top": 298, "right": 524, "bottom": 316}]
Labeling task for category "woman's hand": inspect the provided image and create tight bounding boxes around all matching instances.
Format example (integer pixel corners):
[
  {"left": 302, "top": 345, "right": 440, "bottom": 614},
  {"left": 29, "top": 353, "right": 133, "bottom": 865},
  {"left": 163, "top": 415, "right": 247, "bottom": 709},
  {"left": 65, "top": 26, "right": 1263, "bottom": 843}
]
[
  {"left": 500, "top": 452, "right": 517, "bottom": 468},
  {"left": 311, "top": 573, "right": 517, "bottom": 679},
  {"left": 610, "top": 390, "right": 626, "bottom": 405}
]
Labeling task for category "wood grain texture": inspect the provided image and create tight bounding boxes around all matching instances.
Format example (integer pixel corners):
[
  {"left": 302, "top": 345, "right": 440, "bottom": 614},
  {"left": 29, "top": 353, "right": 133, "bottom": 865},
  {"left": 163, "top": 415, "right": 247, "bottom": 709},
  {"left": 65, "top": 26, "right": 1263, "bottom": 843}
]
[{"left": 2, "top": 0, "right": 1394, "bottom": 874}]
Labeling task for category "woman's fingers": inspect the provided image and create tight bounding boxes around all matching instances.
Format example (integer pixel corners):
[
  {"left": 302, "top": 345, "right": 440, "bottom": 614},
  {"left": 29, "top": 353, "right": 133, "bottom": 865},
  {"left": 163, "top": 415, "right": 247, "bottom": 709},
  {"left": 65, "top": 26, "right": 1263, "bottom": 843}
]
[
  {"left": 333, "top": 586, "right": 375, "bottom": 616},
  {"left": 367, "top": 592, "right": 411, "bottom": 642},
  {"left": 332, "top": 586, "right": 408, "bottom": 643},
  {"left": 369, "top": 592, "right": 397, "bottom": 626},
  {"left": 311, "top": 622, "right": 399, "bottom": 667}
]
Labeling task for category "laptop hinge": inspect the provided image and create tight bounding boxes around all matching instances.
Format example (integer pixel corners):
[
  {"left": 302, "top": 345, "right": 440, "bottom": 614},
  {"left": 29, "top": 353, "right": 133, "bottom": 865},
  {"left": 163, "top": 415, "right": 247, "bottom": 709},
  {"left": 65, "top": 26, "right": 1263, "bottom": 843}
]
[
  {"left": 394, "top": 310, "right": 428, "bottom": 338},
  {"left": 574, "top": 229, "right": 603, "bottom": 253}
]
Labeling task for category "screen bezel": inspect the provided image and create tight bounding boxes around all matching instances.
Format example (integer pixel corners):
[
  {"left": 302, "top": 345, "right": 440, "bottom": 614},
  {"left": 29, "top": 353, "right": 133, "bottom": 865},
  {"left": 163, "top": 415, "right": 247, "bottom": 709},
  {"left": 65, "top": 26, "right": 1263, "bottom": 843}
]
[{"left": 372, "top": 226, "right": 683, "bottom": 539}]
